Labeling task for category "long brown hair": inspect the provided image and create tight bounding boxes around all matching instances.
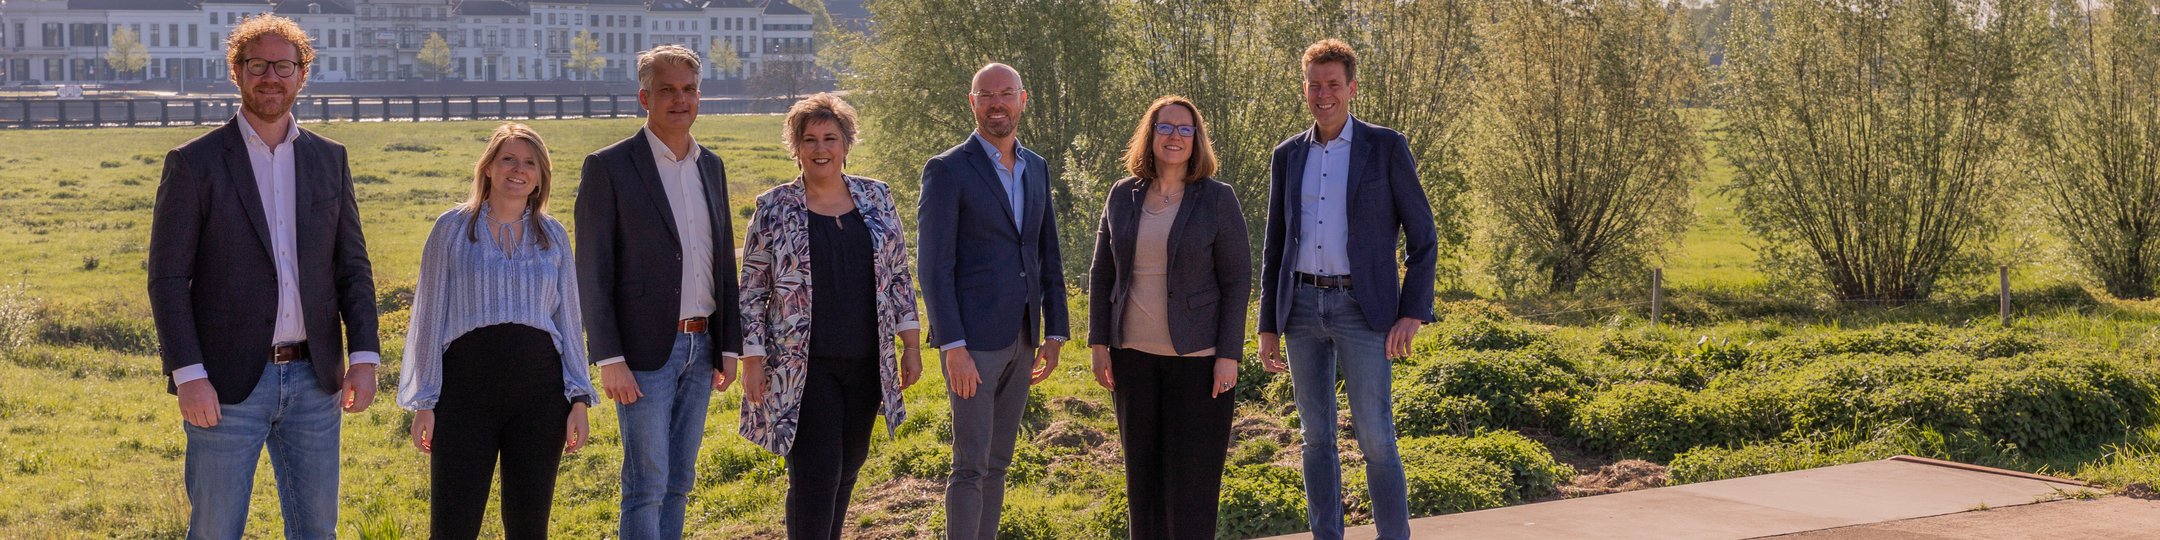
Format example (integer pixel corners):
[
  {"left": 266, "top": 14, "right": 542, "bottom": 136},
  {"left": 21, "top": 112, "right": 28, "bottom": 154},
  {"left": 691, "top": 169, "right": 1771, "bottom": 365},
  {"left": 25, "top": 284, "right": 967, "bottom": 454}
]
[
  {"left": 1121, "top": 95, "right": 1218, "bottom": 183},
  {"left": 461, "top": 123, "right": 554, "bottom": 249}
]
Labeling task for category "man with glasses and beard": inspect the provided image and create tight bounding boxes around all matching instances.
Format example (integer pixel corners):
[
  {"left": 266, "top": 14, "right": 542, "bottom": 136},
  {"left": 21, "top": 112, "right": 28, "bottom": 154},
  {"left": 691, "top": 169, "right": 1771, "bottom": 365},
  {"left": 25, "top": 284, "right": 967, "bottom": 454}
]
[
  {"left": 148, "top": 14, "right": 381, "bottom": 539},
  {"left": 915, "top": 63, "right": 1070, "bottom": 540}
]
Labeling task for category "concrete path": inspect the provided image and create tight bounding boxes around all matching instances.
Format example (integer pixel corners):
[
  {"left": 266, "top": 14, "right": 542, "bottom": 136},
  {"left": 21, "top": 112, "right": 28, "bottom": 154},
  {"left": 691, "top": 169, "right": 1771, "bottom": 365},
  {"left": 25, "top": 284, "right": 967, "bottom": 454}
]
[{"left": 1258, "top": 457, "right": 2120, "bottom": 539}]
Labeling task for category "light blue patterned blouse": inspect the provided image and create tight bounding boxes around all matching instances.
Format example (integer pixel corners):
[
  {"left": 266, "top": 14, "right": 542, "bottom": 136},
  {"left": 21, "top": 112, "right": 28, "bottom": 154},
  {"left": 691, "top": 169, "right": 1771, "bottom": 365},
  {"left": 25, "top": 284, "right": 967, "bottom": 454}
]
[{"left": 397, "top": 203, "right": 596, "bottom": 411}]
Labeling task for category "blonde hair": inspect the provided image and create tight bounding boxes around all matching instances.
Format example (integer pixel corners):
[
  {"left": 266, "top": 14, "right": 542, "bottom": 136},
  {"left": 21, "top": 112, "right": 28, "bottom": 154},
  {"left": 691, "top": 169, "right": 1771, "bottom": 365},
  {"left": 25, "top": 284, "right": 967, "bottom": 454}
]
[
  {"left": 462, "top": 123, "right": 555, "bottom": 249},
  {"left": 1121, "top": 95, "right": 1218, "bottom": 183},
  {"left": 782, "top": 93, "right": 859, "bottom": 159},
  {"left": 225, "top": 14, "right": 316, "bottom": 86},
  {"left": 636, "top": 45, "right": 702, "bottom": 91}
]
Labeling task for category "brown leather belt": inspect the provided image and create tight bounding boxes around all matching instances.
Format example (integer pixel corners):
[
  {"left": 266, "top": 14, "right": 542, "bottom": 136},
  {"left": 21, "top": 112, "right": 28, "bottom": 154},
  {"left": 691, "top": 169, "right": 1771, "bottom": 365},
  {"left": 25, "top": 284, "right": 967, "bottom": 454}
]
[
  {"left": 271, "top": 342, "right": 310, "bottom": 364},
  {"left": 1296, "top": 272, "right": 1353, "bottom": 289},
  {"left": 677, "top": 317, "right": 709, "bottom": 334}
]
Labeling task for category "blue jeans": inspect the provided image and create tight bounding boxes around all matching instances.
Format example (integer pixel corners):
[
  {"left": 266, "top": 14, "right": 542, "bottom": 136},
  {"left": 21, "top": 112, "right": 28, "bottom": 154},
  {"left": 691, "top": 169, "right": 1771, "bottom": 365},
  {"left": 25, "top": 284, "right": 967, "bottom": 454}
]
[
  {"left": 1285, "top": 284, "right": 1409, "bottom": 540},
  {"left": 183, "top": 360, "right": 342, "bottom": 540},
  {"left": 616, "top": 332, "right": 715, "bottom": 540}
]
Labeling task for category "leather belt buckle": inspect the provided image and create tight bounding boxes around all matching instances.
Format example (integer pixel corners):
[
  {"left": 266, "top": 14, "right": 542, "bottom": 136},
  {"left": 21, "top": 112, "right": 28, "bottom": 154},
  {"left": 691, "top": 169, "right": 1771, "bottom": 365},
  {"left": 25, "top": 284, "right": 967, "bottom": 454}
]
[
  {"left": 271, "top": 342, "right": 309, "bottom": 364},
  {"left": 1297, "top": 272, "right": 1352, "bottom": 289},
  {"left": 677, "top": 317, "right": 709, "bottom": 334}
]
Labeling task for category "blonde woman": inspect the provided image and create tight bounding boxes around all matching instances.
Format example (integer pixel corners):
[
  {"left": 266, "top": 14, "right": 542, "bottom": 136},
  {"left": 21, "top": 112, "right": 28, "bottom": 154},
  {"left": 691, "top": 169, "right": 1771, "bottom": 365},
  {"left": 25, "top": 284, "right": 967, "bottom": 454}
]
[{"left": 398, "top": 123, "right": 594, "bottom": 539}]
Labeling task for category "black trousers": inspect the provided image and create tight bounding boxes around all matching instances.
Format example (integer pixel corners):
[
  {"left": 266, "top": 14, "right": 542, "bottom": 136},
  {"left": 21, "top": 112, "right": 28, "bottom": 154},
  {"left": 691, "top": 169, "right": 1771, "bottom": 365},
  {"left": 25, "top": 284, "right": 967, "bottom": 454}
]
[
  {"left": 1111, "top": 347, "right": 1237, "bottom": 540},
  {"left": 431, "top": 324, "right": 571, "bottom": 540},
  {"left": 785, "top": 354, "right": 883, "bottom": 540}
]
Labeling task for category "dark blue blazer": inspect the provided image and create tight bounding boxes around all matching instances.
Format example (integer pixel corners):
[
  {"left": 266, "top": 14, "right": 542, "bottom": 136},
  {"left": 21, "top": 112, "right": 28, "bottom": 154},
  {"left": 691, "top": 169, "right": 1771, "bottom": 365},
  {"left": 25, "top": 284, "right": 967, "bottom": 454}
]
[
  {"left": 575, "top": 131, "right": 742, "bottom": 371},
  {"left": 148, "top": 118, "right": 381, "bottom": 403},
  {"left": 1258, "top": 118, "right": 1440, "bottom": 334},
  {"left": 915, "top": 135, "right": 1069, "bottom": 351}
]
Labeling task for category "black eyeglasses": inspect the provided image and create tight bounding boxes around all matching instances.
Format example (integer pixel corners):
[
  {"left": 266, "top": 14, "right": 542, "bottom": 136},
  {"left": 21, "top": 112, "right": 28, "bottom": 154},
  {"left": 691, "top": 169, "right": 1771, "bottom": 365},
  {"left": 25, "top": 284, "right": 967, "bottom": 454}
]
[
  {"left": 241, "top": 58, "right": 306, "bottom": 78},
  {"left": 1153, "top": 123, "right": 1196, "bottom": 138}
]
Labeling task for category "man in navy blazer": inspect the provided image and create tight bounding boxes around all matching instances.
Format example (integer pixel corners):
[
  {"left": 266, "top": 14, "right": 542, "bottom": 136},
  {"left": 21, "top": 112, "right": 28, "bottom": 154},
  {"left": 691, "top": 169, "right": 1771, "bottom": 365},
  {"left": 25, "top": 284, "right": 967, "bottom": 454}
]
[
  {"left": 148, "top": 16, "right": 380, "bottom": 539},
  {"left": 574, "top": 45, "right": 742, "bottom": 540},
  {"left": 915, "top": 63, "right": 1070, "bottom": 540},
  {"left": 1256, "top": 39, "right": 1439, "bottom": 540}
]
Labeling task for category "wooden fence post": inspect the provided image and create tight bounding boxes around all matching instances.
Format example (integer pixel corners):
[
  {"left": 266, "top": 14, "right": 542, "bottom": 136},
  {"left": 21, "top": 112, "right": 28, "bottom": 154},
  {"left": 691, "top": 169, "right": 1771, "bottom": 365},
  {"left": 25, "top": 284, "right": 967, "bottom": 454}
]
[
  {"left": 1651, "top": 268, "right": 1664, "bottom": 328},
  {"left": 1999, "top": 266, "right": 2011, "bottom": 328}
]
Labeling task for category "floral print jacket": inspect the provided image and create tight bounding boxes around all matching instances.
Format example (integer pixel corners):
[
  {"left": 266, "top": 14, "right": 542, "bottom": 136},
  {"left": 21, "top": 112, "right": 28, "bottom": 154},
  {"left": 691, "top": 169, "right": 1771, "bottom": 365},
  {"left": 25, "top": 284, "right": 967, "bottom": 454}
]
[{"left": 738, "top": 175, "right": 919, "bottom": 455}]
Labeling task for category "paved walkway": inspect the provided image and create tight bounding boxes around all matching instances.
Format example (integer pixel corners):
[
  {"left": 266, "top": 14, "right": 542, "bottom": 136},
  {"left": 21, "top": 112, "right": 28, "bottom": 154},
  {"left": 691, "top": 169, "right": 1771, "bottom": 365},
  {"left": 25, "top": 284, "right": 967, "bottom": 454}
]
[{"left": 1258, "top": 457, "right": 2149, "bottom": 539}]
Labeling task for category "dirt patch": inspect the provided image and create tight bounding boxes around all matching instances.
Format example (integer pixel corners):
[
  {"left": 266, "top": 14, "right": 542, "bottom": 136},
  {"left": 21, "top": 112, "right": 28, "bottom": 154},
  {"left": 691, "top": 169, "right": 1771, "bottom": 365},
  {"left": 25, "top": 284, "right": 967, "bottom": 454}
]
[
  {"left": 1033, "top": 420, "right": 1110, "bottom": 450},
  {"left": 846, "top": 477, "right": 945, "bottom": 539},
  {"left": 1231, "top": 414, "right": 1294, "bottom": 446},
  {"left": 1049, "top": 396, "right": 1106, "bottom": 418},
  {"left": 2122, "top": 483, "right": 2159, "bottom": 500},
  {"left": 1559, "top": 459, "right": 1669, "bottom": 498}
]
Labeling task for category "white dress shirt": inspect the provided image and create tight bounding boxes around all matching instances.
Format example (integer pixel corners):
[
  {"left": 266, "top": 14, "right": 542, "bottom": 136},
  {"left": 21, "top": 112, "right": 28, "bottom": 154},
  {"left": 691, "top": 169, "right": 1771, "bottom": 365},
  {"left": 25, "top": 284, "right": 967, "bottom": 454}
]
[
  {"left": 597, "top": 128, "right": 725, "bottom": 367},
  {"left": 173, "top": 114, "right": 380, "bottom": 386},
  {"left": 1295, "top": 117, "right": 1355, "bottom": 276}
]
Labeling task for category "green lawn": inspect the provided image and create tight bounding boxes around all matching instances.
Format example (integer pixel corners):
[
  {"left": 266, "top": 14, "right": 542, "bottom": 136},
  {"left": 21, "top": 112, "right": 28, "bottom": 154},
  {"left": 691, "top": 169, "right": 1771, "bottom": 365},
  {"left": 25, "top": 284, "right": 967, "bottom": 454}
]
[{"left": 2, "top": 115, "right": 2159, "bottom": 539}]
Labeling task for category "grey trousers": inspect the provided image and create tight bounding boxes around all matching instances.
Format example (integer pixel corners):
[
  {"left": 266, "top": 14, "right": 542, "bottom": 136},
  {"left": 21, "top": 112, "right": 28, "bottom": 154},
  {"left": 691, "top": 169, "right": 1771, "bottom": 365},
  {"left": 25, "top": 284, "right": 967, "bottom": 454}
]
[{"left": 943, "top": 339, "right": 1034, "bottom": 540}]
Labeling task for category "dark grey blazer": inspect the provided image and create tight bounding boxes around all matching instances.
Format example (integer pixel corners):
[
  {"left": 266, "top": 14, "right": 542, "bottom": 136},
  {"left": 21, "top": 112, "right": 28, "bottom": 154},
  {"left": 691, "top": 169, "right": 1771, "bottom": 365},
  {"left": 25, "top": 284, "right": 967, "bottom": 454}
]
[
  {"left": 1087, "top": 176, "right": 1251, "bottom": 359},
  {"left": 147, "top": 118, "right": 381, "bottom": 403},
  {"left": 574, "top": 130, "right": 742, "bottom": 371}
]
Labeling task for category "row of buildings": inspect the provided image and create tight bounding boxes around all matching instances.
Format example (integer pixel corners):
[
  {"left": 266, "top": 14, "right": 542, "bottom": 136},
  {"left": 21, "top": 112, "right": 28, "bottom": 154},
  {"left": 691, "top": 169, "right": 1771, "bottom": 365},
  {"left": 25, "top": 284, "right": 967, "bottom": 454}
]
[{"left": 0, "top": 0, "right": 817, "bottom": 84}]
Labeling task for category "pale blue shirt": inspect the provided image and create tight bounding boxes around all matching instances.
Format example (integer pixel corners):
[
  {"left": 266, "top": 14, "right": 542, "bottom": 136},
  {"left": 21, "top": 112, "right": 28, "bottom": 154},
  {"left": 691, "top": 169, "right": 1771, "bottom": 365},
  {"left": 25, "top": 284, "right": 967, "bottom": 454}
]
[
  {"left": 1295, "top": 118, "right": 1355, "bottom": 276},
  {"left": 974, "top": 133, "right": 1027, "bottom": 232}
]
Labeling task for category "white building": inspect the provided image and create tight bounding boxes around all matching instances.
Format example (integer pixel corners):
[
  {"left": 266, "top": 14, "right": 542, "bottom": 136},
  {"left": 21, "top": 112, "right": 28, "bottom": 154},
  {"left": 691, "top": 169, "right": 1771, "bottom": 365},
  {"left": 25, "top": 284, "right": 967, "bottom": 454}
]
[{"left": 0, "top": 0, "right": 818, "bottom": 84}]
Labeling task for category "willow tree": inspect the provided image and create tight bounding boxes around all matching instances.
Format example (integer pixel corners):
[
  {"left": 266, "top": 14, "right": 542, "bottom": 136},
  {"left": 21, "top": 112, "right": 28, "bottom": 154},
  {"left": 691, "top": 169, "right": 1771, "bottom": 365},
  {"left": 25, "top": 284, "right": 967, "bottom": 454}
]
[
  {"left": 1720, "top": 0, "right": 2046, "bottom": 303},
  {"left": 1468, "top": 0, "right": 1703, "bottom": 294},
  {"left": 2019, "top": 0, "right": 2160, "bottom": 299}
]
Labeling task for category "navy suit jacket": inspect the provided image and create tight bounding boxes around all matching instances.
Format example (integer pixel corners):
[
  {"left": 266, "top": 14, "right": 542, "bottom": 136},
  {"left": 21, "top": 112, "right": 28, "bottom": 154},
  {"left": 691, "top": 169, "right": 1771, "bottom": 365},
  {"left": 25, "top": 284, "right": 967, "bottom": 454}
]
[
  {"left": 1258, "top": 118, "right": 1440, "bottom": 334},
  {"left": 148, "top": 118, "right": 381, "bottom": 403},
  {"left": 575, "top": 131, "right": 743, "bottom": 371},
  {"left": 915, "top": 136, "right": 1069, "bottom": 351}
]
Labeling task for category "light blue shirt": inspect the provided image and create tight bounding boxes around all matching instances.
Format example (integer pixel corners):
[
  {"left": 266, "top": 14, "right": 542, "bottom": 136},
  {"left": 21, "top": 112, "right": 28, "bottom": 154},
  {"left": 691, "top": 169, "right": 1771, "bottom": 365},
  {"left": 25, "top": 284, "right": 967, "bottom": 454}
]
[
  {"left": 1296, "top": 118, "right": 1355, "bottom": 276},
  {"left": 974, "top": 133, "right": 1027, "bottom": 232},
  {"left": 397, "top": 204, "right": 596, "bottom": 410}
]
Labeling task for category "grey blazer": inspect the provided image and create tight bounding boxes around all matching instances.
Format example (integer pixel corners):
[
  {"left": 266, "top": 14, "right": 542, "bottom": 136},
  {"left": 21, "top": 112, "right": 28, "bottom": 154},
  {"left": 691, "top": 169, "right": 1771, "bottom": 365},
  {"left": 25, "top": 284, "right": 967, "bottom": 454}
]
[{"left": 1087, "top": 176, "right": 1252, "bottom": 359}]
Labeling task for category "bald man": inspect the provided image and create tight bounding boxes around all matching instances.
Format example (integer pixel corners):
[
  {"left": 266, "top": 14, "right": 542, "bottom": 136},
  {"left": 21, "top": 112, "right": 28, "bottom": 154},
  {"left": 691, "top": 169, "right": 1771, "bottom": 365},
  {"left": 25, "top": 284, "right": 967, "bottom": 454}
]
[{"left": 914, "top": 63, "right": 1070, "bottom": 540}]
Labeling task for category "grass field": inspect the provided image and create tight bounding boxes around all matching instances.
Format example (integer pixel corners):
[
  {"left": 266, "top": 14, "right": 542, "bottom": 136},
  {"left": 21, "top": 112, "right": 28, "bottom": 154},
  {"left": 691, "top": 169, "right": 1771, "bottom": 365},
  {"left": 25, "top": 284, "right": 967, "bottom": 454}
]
[{"left": 2, "top": 114, "right": 2158, "bottom": 539}]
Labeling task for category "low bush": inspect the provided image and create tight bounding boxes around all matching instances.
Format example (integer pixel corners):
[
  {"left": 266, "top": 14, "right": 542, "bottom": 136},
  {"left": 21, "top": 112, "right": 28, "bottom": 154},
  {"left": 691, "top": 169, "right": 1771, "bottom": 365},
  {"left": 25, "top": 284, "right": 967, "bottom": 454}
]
[
  {"left": 1215, "top": 464, "right": 1307, "bottom": 540},
  {"left": 1568, "top": 382, "right": 1699, "bottom": 460},
  {"left": 1396, "top": 347, "right": 1583, "bottom": 436},
  {"left": 1401, "top": 431, "right": 1575, "bottom": 501},
  {"left": 1352, "top": 450, "right": 1510, "bottom": 516}
]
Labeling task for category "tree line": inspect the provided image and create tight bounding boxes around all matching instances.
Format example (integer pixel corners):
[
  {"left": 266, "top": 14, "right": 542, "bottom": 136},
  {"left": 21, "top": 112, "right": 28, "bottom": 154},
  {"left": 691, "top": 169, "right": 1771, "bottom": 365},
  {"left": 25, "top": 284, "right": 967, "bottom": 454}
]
[{"left": 834, "top": 0, "right": 2160, "bottom": 302}]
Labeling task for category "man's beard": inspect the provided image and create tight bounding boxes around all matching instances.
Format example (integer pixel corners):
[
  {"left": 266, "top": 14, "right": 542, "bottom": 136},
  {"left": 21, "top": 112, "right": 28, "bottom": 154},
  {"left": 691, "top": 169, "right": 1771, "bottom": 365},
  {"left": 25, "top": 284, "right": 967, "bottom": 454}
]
[{"left": 243, "top": 85, "right": 296, "bottom": 120}]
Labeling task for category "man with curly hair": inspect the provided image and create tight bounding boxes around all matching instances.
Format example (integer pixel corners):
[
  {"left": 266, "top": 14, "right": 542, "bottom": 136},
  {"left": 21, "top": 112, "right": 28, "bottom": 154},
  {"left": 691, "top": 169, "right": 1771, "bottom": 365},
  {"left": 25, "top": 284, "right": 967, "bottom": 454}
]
[{"left": 148, "top": 14, "right": 381, "bottom": 539}]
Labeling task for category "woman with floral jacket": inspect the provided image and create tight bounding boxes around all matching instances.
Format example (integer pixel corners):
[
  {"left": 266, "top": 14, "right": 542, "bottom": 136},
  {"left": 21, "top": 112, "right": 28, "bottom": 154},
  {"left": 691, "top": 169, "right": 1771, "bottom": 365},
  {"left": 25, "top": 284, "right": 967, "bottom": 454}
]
[{"left": 737, "top": 93, "right": 924, "bottom": 540}]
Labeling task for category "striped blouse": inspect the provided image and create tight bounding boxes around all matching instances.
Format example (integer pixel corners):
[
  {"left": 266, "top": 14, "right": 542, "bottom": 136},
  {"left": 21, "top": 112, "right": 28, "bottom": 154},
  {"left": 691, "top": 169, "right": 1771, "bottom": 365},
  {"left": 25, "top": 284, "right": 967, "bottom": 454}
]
[{"left": 396, "top": 204, "right": 596, "bottom": 411}]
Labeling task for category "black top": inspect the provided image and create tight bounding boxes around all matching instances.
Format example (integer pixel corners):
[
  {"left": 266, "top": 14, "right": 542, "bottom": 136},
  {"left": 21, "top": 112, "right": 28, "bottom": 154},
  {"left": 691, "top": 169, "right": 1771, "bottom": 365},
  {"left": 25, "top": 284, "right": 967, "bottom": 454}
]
[{"left": 808, "top": 208, "right": 879, "bottom": 360}]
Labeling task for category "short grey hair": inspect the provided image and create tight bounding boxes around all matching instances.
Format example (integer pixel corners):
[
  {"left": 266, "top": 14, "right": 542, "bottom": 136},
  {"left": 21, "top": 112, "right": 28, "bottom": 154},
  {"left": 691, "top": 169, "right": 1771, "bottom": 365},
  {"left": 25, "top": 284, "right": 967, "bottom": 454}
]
[{"left": 636, "top": 45, "right": 701, "bottom": 90}]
